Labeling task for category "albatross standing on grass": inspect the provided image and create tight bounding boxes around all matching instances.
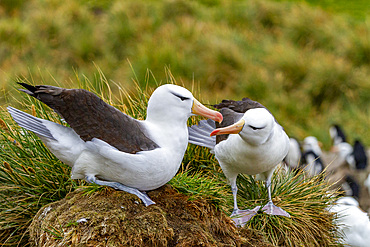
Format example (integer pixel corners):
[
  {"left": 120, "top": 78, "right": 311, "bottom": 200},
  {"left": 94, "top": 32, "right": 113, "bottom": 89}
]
[
  {"left": 188, "top": 98, "right": 290, "bottom": 226},
  {"left": 8, "top": 83, "right": 223, "bottom": 206}
]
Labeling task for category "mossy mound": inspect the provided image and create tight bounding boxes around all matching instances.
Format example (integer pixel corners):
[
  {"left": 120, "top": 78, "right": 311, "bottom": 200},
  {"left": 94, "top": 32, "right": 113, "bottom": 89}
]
[{"left": 29, "top": 185, "right": 271, "bottom": 247}]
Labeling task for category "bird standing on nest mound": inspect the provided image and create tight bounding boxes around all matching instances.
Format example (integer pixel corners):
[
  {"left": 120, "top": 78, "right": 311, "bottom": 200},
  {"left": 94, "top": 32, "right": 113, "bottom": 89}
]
[
  {"left": 188, "top": 98, "right": 290, "bottom": 227},
  {"left": 8, "top": 83, "right": 223, "bottom": 206}
]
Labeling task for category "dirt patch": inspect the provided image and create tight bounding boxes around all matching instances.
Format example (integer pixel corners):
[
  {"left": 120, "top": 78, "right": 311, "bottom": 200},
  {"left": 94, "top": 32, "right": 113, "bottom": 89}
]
[{"left": 29, "top": 185, "right": 271, "bottom": 247}]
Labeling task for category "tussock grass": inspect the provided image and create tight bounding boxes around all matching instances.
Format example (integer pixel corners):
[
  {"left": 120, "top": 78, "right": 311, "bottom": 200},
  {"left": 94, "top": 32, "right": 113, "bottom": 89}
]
[
  {"left": 237, "top": 169, "right": 342, "bottom": 246},
  {"left": 0, "top": 106, "right": 75, "bottom": 246},
  {"left": 180, "top": 146, "right": 343, "bottom": 246},
  {"left": 169, "top": 170, "right": 231, "bottom": 207}
]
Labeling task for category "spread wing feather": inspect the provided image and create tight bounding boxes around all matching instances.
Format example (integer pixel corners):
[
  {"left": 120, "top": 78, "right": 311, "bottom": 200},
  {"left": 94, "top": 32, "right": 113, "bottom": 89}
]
[
  {"left": 17, "top": 82, "right": 159, "bottom": 153},
  {"left": 188, "top": 119, "right": 216, "bottom": 150}
]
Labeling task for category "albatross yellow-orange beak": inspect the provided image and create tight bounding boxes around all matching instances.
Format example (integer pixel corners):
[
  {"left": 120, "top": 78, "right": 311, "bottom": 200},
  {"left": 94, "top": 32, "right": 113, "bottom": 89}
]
[
  {"left": 210, "top": 119, "right": 245, "bottom": 136},
  {"left": 192, "top": 98, "right": 223, "bottom": 123}
]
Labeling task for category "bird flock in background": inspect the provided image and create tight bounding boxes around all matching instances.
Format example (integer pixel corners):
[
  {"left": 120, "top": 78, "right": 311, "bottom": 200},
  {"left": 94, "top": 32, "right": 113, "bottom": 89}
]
[
  {"left": 284, "top": 124, "right": 370, "bottom": 247},
  {"left": 284, "top": 124, "right": 368, "bottom": 198}
]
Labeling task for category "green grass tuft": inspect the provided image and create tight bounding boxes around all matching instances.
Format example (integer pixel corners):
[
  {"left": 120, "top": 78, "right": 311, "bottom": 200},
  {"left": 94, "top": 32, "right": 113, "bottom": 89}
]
[
  {"left": 237, "top": 169, "right": 342, "bottom": 246},
  {"left": 170, "top": 170, "right": 231, "bottom": 208},
  {"left": 0, "top": 107, "right": 78, "bottom": 246}
]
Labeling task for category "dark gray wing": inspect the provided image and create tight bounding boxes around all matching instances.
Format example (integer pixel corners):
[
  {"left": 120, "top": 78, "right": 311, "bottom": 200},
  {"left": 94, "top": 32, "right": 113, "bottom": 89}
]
[
  {"left": 213, "top": 98, "right": 265, "bottom": 113},
  {"left": 17, "top": 83, "right": 159, "bottom": 154},
  {"left": 215, "top": 108, "right": 244, "bottom": 144}
]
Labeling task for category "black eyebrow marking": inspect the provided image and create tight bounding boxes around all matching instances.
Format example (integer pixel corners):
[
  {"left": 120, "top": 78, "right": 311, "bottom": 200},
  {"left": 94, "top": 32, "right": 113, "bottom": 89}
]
[
  {"left": 171, "top": 92, "right": 190, "bottom": 101},
  {"left": 248, "top": 125, "right": 265, "bottom": 130}
]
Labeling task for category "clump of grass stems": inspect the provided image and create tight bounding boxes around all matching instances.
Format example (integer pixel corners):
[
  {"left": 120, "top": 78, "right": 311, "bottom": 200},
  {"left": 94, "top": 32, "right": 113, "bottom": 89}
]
[
  {"left": 169, "top": 169, "right": 231, "bottom": 208},
  {"left": 0, "top": 115, "right": 77, "bottom": 246},
  {"left": 183, "top": 143, "right": 343, "bottom": 246},
  {"left": 236, "top": 168, "right": 343, "bottom": 246},
  {"left": 0, "top": 70, "right": 343, "bottom": 246}
]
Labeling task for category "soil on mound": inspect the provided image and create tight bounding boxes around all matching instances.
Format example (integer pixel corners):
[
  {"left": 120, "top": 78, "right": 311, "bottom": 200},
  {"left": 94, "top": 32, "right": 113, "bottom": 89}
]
[{"left": 29, "top": 184, "right": 271, "bottom": 247}]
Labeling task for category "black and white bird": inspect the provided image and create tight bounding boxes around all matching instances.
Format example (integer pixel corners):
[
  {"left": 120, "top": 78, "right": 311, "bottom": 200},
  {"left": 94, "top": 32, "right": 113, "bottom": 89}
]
[
  {"left": 329, "top": 124, "right": 354, "bottom": 166},
  {"left": 329, "top": 124, "right": 347, "bottom": 146},
  {"left": 341, "top": 175, "right": 360, "bottom": 200},
  {"left": 188, "top": 98, "right": 290, "bottom": 226},
  {"left": 8, "top": 83, "right": 223, "bottom": 206},
  {"left": 301, "top": 136, "right": 325, "bottom": 177},
  {"left": 350, "top": 140, "right": 368, "bottom": 170},
  {"left": 330, "top": 125, "right": 368, "bottom": 170}
]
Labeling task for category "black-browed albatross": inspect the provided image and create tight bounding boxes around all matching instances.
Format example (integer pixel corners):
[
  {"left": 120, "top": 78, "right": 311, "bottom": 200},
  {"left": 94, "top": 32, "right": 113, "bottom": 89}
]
[
  {"left": 8, "top": 83, "right": 223, "bottom": 206},
  {"left": 189, "top": 98, "right": 290, "bottom": 226}
]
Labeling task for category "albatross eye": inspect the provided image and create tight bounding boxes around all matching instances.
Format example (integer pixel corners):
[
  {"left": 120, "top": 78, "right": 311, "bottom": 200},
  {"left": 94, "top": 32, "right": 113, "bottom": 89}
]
[
  {"left": 171, "top": 92, "right": 190, "bottom": 101},
  {"left": 249, "top": 125, "right": 264, "bottom": 130}
]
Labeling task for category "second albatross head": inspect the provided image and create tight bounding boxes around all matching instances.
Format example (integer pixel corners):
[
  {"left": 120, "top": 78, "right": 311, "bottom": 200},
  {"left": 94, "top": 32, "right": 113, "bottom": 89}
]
[{"left": 210, "top": 108, "right": 275, "bottom": 145}]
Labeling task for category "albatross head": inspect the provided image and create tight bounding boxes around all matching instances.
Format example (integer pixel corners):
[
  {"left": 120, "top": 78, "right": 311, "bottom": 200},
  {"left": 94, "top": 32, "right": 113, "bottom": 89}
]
[
  {"left": 303, "top": 136, "right": 323, "bottom": 154},
  {"left": 210, "top": 108, "right": 275, "bottom": 145},
  {"left": 146, "top": 84, "right": 223, "bottom": 124}
]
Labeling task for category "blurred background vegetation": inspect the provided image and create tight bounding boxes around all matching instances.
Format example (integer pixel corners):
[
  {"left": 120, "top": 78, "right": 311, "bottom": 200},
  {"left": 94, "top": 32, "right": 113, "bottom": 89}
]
[
  {"left": 0, "top": 1, "right": 367, "bottom": 245},
  {"left": 0, "top": 0, "right": 369, "bottom": 148}
]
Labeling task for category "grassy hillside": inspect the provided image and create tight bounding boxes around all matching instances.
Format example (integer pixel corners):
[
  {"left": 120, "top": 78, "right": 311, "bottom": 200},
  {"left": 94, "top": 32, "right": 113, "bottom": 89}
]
[
  {"left": 274, "top": 0, "right": 370, "bottom": 20},
  {"left": 0, "top": 0, "right": 369, "bottom": 148}
]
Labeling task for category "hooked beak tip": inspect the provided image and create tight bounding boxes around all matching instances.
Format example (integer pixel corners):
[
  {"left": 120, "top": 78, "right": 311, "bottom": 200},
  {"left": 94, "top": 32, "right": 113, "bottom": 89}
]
[
  {"left": 210, "top": 119, "right": 245, "bottom": 136},
  {"left": 216, "top": 113, "right": 223, "bottom": 123},
  {"left": 210, "top": 129, "right": 219, "bottom": 136}
]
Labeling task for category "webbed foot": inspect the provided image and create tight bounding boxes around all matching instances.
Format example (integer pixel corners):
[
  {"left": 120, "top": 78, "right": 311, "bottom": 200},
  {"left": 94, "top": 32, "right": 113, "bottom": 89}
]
[
  {"left": 85, "top": 175, "right": 155, "bottom": 206},
  {"left": 231, "top": 206, "right": 260, "bottom": 227},
  {"left": 261, "top": 201, "right": 290, "bottom": 217}
]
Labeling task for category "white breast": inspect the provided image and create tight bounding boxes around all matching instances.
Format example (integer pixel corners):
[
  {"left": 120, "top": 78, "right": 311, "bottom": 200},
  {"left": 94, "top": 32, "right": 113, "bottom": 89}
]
[{"left": 215, "top": 124, "right": 289, "bottom": 175}]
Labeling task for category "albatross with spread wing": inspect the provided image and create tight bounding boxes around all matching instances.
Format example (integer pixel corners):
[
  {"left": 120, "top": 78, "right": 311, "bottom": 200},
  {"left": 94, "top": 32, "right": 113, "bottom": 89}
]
[{"left": 8, "top": 83, "right": 223, "bottom": 206}]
